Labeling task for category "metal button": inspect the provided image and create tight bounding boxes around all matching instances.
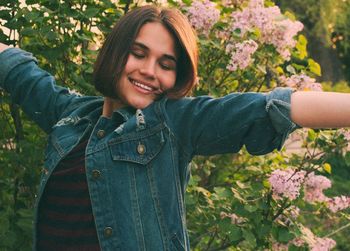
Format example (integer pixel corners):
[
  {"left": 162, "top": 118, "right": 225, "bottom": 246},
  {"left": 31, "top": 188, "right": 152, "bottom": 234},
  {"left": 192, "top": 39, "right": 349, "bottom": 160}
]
[
  {"left": 92, "top": 170, "right": 101, "bottom": 179},
  {"left": 137, "top": 143, "right": 146, "bottom": 155},
  {"left": 97, "top": 130, "right": 105, "bottom": 138},
  {"left": 104, "top": 227, "right": 113, "bottom": 237}
]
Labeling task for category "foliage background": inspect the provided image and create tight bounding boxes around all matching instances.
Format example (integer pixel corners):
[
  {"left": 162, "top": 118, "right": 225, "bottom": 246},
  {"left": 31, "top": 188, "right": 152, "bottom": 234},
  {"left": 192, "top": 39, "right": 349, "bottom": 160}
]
[{"left": 0, "top": 0, "right": 349, "bottom": 250}]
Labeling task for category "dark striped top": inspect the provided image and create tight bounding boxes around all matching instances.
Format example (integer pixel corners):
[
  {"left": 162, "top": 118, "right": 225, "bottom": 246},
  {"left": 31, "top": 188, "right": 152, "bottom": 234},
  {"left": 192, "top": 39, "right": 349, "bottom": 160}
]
[{"left": 37, "top": 140, "right": 101, "bottom": 251}]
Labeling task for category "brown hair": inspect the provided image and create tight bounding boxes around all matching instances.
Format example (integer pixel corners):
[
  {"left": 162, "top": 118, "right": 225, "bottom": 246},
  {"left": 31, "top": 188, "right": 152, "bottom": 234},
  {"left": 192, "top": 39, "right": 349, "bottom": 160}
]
[{"left": 93, "top": 5, "right": 198, "bottom": 99}]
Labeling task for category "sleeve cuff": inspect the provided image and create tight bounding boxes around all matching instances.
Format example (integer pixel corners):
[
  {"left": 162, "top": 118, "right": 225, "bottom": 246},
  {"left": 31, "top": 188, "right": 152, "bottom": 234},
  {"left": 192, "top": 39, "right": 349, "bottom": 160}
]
[{"left": 266, "top": 87, "right": 301, "bottom": 146}]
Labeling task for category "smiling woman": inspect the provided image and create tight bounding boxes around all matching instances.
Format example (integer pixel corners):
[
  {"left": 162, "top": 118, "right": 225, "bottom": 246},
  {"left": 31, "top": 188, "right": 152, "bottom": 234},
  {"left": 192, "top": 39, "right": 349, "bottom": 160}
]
[
  {"left": 93, "top": 6, "right": 198, "bottom": 104},
  {"left": 1, "top": 4, "right": 350, "bottom": 251}
]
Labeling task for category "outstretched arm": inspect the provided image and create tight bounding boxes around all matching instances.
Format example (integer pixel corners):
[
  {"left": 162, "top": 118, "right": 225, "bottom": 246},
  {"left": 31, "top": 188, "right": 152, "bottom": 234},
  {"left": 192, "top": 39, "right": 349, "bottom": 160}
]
[
  {"left": 0, "top": 43, "right": 81, "bottom": 133},
  {"left": 291, "top": 91, "right": 350, "bottom": 128}
]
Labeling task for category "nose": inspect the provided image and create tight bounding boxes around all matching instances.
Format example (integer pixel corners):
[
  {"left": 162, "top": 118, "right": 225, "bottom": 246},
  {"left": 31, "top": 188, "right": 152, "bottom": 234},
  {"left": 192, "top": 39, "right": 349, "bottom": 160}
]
[{"left": 139, "top": 58, "right": 156, "bottom": 78}]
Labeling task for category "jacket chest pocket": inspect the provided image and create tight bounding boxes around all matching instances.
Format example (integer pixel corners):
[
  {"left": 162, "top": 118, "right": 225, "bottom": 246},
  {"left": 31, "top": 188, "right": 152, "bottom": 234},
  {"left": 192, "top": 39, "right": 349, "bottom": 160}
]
[{"left": 108, "top": 127, "right": 166, "bottom": 165}]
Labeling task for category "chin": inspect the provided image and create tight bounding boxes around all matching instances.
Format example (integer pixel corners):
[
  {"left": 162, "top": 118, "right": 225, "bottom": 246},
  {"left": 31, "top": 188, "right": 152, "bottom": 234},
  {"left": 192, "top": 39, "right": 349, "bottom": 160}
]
[{"left": 130, "top": 100, "right": 152, "bottom": 109}]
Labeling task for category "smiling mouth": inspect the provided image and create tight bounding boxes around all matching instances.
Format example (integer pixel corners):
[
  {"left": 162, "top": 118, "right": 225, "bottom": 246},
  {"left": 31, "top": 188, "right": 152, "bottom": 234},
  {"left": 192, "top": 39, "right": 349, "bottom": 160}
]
[{"left": 129, "top": 78, "right": 163, "bottom": 94}]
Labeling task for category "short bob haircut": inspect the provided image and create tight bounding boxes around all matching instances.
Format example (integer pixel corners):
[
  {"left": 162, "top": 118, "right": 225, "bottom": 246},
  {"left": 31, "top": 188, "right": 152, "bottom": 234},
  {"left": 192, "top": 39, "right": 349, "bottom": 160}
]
[{"left": 93, "top": 5, "right": 198, "bottom": 99}]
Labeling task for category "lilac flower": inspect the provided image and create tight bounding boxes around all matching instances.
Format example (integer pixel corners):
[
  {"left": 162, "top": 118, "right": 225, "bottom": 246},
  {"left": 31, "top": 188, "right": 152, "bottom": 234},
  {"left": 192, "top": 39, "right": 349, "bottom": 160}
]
[
  {"left": 327, "top": 196, "right": 350, "bottom": 213},
  {"left": 279, "top": 74, "right": 323, "bottom": 91},
  {"left": 339, "top": 128, "right": 350, "bottom": 141},
  {"left": 230, "top": 0, "right": 303, "bottom": 60},
  {"left": 299, "top": 225, "right": 336, "bottom": 251},
  {"left": 271, "top": 242, "right": 289, "bottom": 251},
  {"left": 226, "top": 39, "right": 258, "bottom": 71},
  {"left": 290, "top": 238, "right": 306, "bottom": 247},
  {"left": 303, "top": 172, "right": 331, "bottom": 203},
  {"left": 311, "top": 237, "right": 336, "bottom": 251},
  {"left": 268, "top": 169, "right": 306, "bottom": 200},
  {"left": 187, "top": 0, "right": 220, "bottom": 36},
  {"left": 266, "top": 19, "right": 304, "bottom": 60},
  {"left": 248, "top": 0, "right": 264, "bottom": 8}
]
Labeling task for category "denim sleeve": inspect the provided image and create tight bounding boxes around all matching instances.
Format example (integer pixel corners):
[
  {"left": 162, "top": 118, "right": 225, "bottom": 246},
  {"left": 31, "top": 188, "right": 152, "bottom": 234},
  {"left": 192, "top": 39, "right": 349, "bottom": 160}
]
[
  {"left": 0, "top": 48, "right": 78, "bottom": 133},
  {"left": 163, "top": 88, "right": 299, "bottom": 157}
]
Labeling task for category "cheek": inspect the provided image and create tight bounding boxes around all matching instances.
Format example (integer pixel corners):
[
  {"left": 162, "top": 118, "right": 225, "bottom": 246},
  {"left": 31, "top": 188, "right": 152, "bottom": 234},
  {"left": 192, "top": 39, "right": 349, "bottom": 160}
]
[
  {"left": 123, "top": 56, "right": 134, "bottom": 73},
  {"left": 161, "top": 72, "right": 177, "bottom": 90},
  {"left": 122, "top": 56, "right": 133, "bottom": 75}
]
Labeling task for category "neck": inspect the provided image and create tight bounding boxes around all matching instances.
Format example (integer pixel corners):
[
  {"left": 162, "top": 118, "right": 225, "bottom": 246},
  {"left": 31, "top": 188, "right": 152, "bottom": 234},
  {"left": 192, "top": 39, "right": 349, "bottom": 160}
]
[{"left": 102, "top": 97, "right": 125, "bottom": 118}]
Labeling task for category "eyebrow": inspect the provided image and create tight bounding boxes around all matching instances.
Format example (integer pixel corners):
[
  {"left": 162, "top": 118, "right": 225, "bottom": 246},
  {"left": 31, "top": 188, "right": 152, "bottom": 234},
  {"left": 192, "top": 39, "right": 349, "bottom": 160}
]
[{"left": 133, "top": 41, "right": 177, "bottom": 63}]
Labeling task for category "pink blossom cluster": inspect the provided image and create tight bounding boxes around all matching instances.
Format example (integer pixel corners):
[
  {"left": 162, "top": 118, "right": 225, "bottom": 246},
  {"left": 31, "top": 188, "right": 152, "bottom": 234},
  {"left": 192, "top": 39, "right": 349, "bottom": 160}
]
[
  {"left": 290, "top": 238, "right": 306, "bottom": 247},
  {"left": 279, "top": 74, "right": 323, "bottom": 91},
  {"left": 248, "top": 0, "right": 264, "bottom": 9},
  {"left": 269, "top": 169, "right": 350, "bottom": 213},
  {"left": 304, "top": 172, "right": 332, "bottom": 203},
  {"left": 270, "top": 237, "right": 306, "bottom": 250},
  {"left": 187, "top": 0, "right": 220, "bottom": 36},
  {"left": 271, "top": 242, "right": 289, "bottom": 251},
  {"left": 268, "top": 168, "right": 306, "bottom": 200},
  {"left": 339, "top": 128, "right": 350, "bottom": 141},
  {"left": 274, "top": 236, "right": 336, "bottom": 251},
  {"left": 225, "top": 39, "right": 258, "bottom": 71},
  {"left": 311, "top": 237, "right": 336, "bottom": 251},
  {"left": 327, "top": 196, "right": 350, "bottom": 213},
  {"left": 290, "top": 237, "right": 336, "bottom": 251},
  {"left": 230, "top": 0, "right": 303, "bottom": 60}
]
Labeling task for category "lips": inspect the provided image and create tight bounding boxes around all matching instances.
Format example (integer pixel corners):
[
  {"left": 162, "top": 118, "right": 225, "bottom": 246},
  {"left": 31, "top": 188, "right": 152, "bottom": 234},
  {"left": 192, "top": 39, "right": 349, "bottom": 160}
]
[{"left": 129, "top": 78, "right": 162, "bottom": 94}]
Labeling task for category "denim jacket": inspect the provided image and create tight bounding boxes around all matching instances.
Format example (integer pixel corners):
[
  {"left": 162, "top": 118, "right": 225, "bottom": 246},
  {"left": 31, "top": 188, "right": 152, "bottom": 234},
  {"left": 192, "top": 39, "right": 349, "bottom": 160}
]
[{"left": 0, "top": 48, "right": 298, "bottom": 251}]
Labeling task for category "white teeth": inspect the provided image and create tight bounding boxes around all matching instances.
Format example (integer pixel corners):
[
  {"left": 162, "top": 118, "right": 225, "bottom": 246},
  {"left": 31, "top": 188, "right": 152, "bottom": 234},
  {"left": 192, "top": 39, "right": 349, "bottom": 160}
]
[{"left": 131, "top": 79, "right": 153, "bottom": 91}]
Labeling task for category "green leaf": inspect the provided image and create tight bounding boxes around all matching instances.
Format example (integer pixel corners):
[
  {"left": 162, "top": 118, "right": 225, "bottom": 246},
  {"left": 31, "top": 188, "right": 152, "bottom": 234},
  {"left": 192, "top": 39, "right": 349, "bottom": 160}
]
[
  {"left": 295, "top": 35, "right": 308, "bottom": 59},
  {"left": 244, "top": 204, "right": 258, "bottom": 213},
  {"left": 275, "top": 227, "right": 294, "bottom": 243},
  {"left": 323, "top": 163, "right": 332, "bottom": 174},
  {"left": 242, "top": 229, "right": 256, "bottom": 248},
  {"left": 256, "top": 222, "right": 272, "bottom": 238},
  {"left": 26, "top": 0, "right": 40, "bottom": 4},
  {"left": 307, "top": 129, "right": 317, "bottom": 141},
  {"left": 84, "top": 7, "right": 100, "bottom": 18},
  {"left": 286, "top": 65, "right": 296, "bottom": 74},
  {"left": 228, "top": 225, "right": 242, "bottom": 242},
  {"left": 284, "top": 11, "right": 297, "bottom": 21},
  {"left": 0, "top": 10, "right": 11, "bottom": 20},
  {"left": 308, "top": 59, "right": 322, "bottom": 76},
  {"left": 0, "top": 215, "right": 10, "bottom": 235},
  {"left": 45, "top": 31, "right": 58, "bottom": 41},
  {"left": 213, "top": 187, "right": 231, "bottom": 199},
  {"left": 24, "top": 11, "right": 40, "bottom": 22},
  {"left": 21, "top": 27, "right": 36, "bottom": 36},
  {"left": 16, "top": 217, "right": 33, "bottom": 233}
]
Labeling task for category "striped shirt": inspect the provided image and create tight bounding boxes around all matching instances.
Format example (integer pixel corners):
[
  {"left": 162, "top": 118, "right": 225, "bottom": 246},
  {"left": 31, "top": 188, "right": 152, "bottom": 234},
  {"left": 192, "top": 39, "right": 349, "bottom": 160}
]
[{"left": 37, "top": 140, "right": 101, "bottom": 251}]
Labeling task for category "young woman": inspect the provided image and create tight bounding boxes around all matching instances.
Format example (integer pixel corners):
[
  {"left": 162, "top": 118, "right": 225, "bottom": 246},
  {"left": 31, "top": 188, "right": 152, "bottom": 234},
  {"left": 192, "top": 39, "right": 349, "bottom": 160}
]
[{"left": 0, "top": 5, "right": 349, "bottom": 251}]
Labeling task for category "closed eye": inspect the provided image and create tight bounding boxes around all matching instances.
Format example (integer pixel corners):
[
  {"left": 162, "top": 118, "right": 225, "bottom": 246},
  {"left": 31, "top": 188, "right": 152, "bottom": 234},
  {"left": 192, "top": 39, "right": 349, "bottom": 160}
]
[
  {"left": 130, "top": 50, "right": 145, "bottom": 59},
  {"left": 160, "top": 61, "right": 176, "bottom": 71}
]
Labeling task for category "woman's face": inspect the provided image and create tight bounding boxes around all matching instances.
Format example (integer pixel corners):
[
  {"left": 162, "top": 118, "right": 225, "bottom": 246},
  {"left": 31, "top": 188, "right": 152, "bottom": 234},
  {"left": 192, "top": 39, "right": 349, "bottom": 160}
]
[{"left": 116, "top": 22, "right": 178, "bottom": 109}]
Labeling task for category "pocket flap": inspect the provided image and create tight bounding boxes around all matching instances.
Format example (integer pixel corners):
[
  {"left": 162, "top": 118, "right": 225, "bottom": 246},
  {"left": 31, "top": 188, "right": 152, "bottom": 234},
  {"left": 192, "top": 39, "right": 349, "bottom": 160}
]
[{"left": 109, "top": 129, "right": 165, "bottom": 165}]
